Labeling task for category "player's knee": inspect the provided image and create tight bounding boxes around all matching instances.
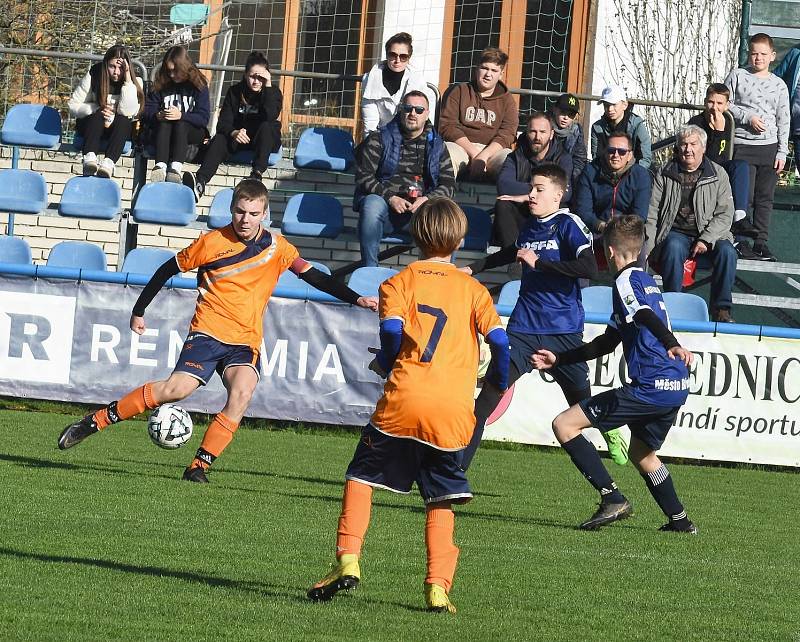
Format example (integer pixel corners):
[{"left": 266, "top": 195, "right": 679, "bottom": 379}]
[
  {"left": 158, "top": 377, "right": 196, "bottom": 402},
  {"left": 552, "top": 412, "right": 576, "bottom": 442},
  {"left": 227, "top": 384, "right": 256, "bottom": 410}
]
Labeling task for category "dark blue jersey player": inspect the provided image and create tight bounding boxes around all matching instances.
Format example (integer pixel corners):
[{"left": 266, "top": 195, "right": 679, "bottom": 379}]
[
  {"left": 532, "top": 214, "right": 697, "bottom": 533},
  {"left": 461, "top": 162, "right": 629, "bottom": 469}
]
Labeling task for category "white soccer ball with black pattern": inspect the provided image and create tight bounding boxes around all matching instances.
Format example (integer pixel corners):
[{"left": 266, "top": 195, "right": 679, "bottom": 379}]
[{"left": 147, "top": 404, "right": 193, "bottom": 449}]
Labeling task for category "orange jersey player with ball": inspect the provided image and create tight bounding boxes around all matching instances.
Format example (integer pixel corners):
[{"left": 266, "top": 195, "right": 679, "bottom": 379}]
[{"left": 58, "top": 179, "right": 378, "bottom": 482}]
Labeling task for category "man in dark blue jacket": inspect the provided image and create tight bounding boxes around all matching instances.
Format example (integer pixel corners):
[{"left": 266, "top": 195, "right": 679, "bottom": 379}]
[
  {"left": 573, "top": 131, "right": 651, "bottom": 235},
  {"left": 493, "top": 112, "right": 573, "bottom": 247},
  {"left": 354, "top": 90, "right": 455, "bottom": 267}
]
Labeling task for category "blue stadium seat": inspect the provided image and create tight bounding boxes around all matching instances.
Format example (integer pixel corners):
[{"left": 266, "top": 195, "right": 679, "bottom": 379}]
[
  {"left": 0, "top": 104, "right": 61, "bottom": 149},
  {"left": 462, "top": 206, "right": 492, "bottom": 251},
  {"left": 121, "top": 248, "right": 176, "bottom": 276},
  {"left": 281, "top": 193, "right": 343, "bottom": 239},
  {"left": 72, "top": 133, "right": 133, "bottom": 157},
  {"left": 347, "top": 266, "right": 398, "bottom": 297},
  {"left": 0, "top": 235, "right": 32, "bottom": 264},
  {"left": 207, "top": 188, "right": 272, "bottom": 229},
  {"left": 276, "top": 261, "right": 331, "bottom": 299},
  {"left": 47, "top": 241, "right": 107, "bottom": 271},
  {"left": 497, "top": 280, "right": 521, "bottom": 308},
  {"left": 59, "top": 176, "right": 121, "bottom": 220},
  {"left": 208, "top": 188, "right": 234, "bottom": 229},
  {"left": 229, "top": 145, "right": 283, "bottom": 168},
  {"left": 132, "top": 183, "right": 196, "bottom": 226},
  {"left": 293, "top": 127, "right": 354, "bottom": 171},
  {"left": 662, "top": 291, "right": 709, "bottom": 322},
  {"left": 0, "top": 169, "right": 48, "bottom": 214},
  {"left": 581, "top": 285, "right": 613, "bottom": 319}
]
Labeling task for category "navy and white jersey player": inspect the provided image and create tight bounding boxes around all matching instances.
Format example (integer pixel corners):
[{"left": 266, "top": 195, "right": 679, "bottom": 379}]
[
  {"left": 460, "top": 162, "right": 629, "bottom": 469},
  {"left": 611, "top": 263, "right": 690, "bottom": 407},
  {"left": 532, "top": 214, "right": 697, "bottom": 534}
]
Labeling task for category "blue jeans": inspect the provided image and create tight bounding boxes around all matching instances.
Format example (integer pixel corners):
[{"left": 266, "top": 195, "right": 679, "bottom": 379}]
[
  {"left": 659, "top": 230, "right": 737, "bottom": 310},
  {"left": 357, "top": 194, "right": 411, "bottom": 267},
  {"left": 717, "top": 159, "right": 750, "bottom": 213}
]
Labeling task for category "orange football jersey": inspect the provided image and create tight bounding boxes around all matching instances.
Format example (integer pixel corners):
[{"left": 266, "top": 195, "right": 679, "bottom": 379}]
[
  {"left": 371, "top": 260, "right": 502, "bottom": 450},
  {"left": 176, "top": 226, "right": 299, "bottom": 350}
]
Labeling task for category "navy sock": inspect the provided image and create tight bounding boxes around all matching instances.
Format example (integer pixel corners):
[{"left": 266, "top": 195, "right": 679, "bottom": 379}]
[
  {"left": 562, "top": 435, "right": 626, "bottom": 503},
  {"left": 642, "top": 465, "right": 686, "bottom": 522}
]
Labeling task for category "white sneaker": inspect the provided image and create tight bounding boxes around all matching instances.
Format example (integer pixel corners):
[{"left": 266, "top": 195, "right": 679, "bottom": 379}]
[
  {"left": 82, "top": 153, "right": 98, "bottom": 176},
  {"left": 150, "top": 165, "right": 166, "bottom": 182},
  {"left": 96, "top": 157, "right": 115, "bottom": 179}
]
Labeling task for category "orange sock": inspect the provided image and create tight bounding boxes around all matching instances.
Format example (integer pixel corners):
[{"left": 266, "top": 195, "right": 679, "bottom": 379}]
[
  {"left": 335, "top": 480, "right": 373, "bottom": 558},
  {"left": 425, "top": 507, "right": 459, "bottom": 593},
  {"left": 190, "top": 412, "right": 238, "bottom": 470},
  {"left": 93, "top": 383, "right": 157, "bottom": 430}
]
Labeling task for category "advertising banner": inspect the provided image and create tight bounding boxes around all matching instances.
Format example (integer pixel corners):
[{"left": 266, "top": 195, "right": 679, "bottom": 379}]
[
  {"left": 484, "top": 324, "right": 800, "bottom": 467},
  {"left": 0, "top": 275, "right": 797, "bottom": 466},
  {"left": 0, "top": 275, "right": 381, "bottom": 426}
]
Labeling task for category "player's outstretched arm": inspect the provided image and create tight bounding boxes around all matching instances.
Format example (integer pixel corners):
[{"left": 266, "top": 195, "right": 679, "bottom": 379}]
[
  {"left": 632, "top": 308, "right": 685, "bottom": 353},
  {"left": 295, "top": 264, "right": 378, "bottom": 310},
  {"left": 534, "top": 324, "right": 622, "bottom": 368},
  {"left": 460, "top": 245, "right": 518, "bottom": 276},
  {"left": 536, "top": 246, "right": 599, "bottom": 280},
  {"left": 130, "top": 258, "right": 181, "bottom": 328}
]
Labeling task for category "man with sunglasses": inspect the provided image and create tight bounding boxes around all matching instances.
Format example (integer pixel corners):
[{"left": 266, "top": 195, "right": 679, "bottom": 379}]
[
  {"left": 573, "top": 131, "right": 652, "bottom": 235},
  {"left": 354, "top": 90, "right": 455, "bottom": 267}
]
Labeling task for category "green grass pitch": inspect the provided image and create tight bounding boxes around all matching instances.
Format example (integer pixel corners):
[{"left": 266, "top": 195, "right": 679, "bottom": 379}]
[{"left": 1, "top": 407, "right": 798, "bottom": 641}]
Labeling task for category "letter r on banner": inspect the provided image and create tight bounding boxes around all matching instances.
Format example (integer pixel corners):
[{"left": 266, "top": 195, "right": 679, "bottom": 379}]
[{"left": 0, "top": 292, "right": 76, "bottom": 384}]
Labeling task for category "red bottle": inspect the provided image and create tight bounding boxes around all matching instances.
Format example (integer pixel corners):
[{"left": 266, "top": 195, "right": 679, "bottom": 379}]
[{"left": 406, "top": 175, "right": 423, "bottom": 201}]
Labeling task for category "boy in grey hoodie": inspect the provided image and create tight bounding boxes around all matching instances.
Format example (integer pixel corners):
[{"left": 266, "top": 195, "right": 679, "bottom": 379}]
[{"left": 724, "top": 33, "right": 790, "bottom": 262}]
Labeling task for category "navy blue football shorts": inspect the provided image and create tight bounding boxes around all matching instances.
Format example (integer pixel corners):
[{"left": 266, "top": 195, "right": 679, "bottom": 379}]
[
  {"left": 579, "top": 386, "right": 681, "bottom": 451},
  {"left": 173, "top": 332, "right": 261, "bottom": 385},
  {"left": 509, "top": 330, "right": 590, "bottom": 394},
  {"left": 345, "top": 424, "right": 473, "bottom": 505}
]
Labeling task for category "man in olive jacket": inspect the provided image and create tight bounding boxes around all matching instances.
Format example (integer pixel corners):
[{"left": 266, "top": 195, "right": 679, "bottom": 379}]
[{"left": 645, "top": 124, "right": 738, "bottom": 323}]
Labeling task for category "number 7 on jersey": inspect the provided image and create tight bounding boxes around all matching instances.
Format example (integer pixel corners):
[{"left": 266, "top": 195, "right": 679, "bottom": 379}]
[{"left": 417, "top": 304, "right": 447, "bottom": 362}]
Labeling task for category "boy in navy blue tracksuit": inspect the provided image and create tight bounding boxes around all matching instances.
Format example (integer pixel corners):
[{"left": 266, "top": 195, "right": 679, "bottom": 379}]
[
  {"left": 532, "top": 214, "right": 697, "bottom": 533},
  {"left": 461, "top": 162, "right": 629, "bottom": 469},
  {"left": 144, "top": 46, "right": 211, "bottom": 183}
]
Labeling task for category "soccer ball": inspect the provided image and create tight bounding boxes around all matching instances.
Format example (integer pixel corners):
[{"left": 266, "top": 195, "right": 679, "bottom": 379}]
[{"left": 147, "top": 404, "right": 193, "bottom": 450}]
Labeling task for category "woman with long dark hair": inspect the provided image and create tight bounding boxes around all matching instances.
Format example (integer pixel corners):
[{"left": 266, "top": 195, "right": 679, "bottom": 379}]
[
  {"left": 183, "top": 50, "right": 282, "bottom": 200},
  {"left": 68, "top": 44, "right": 144, "bottom": 178},
  {"left": 144, "top": 46, "right": 210, "bottom": 182}
]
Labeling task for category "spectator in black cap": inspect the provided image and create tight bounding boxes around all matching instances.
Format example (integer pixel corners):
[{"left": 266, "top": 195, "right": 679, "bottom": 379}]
[{"left": 551, "top": 93, "right": 587, "bottom": 181}]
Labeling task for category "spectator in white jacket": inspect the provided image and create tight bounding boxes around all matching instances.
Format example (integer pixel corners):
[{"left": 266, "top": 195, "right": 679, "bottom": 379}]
[
  {"left": 360, "top": 32, "right": 430, "bottom": 137},
  {"left": 68, "top": 44, "right": 144, "bottom": 178}
]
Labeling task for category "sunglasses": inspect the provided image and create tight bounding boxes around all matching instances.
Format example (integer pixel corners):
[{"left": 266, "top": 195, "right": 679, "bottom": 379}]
[
  {"left": 400, "top": 103, "right": 426, "bottom": 114},
  {"left": 606, "top": 146, "right": 631, "bottom": 156},
  {"left": 388, "top": 52, "right": 410, "bottom": 62},
  {"left": 247, "top": 74, "right": 265, "bottom": 82}
]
